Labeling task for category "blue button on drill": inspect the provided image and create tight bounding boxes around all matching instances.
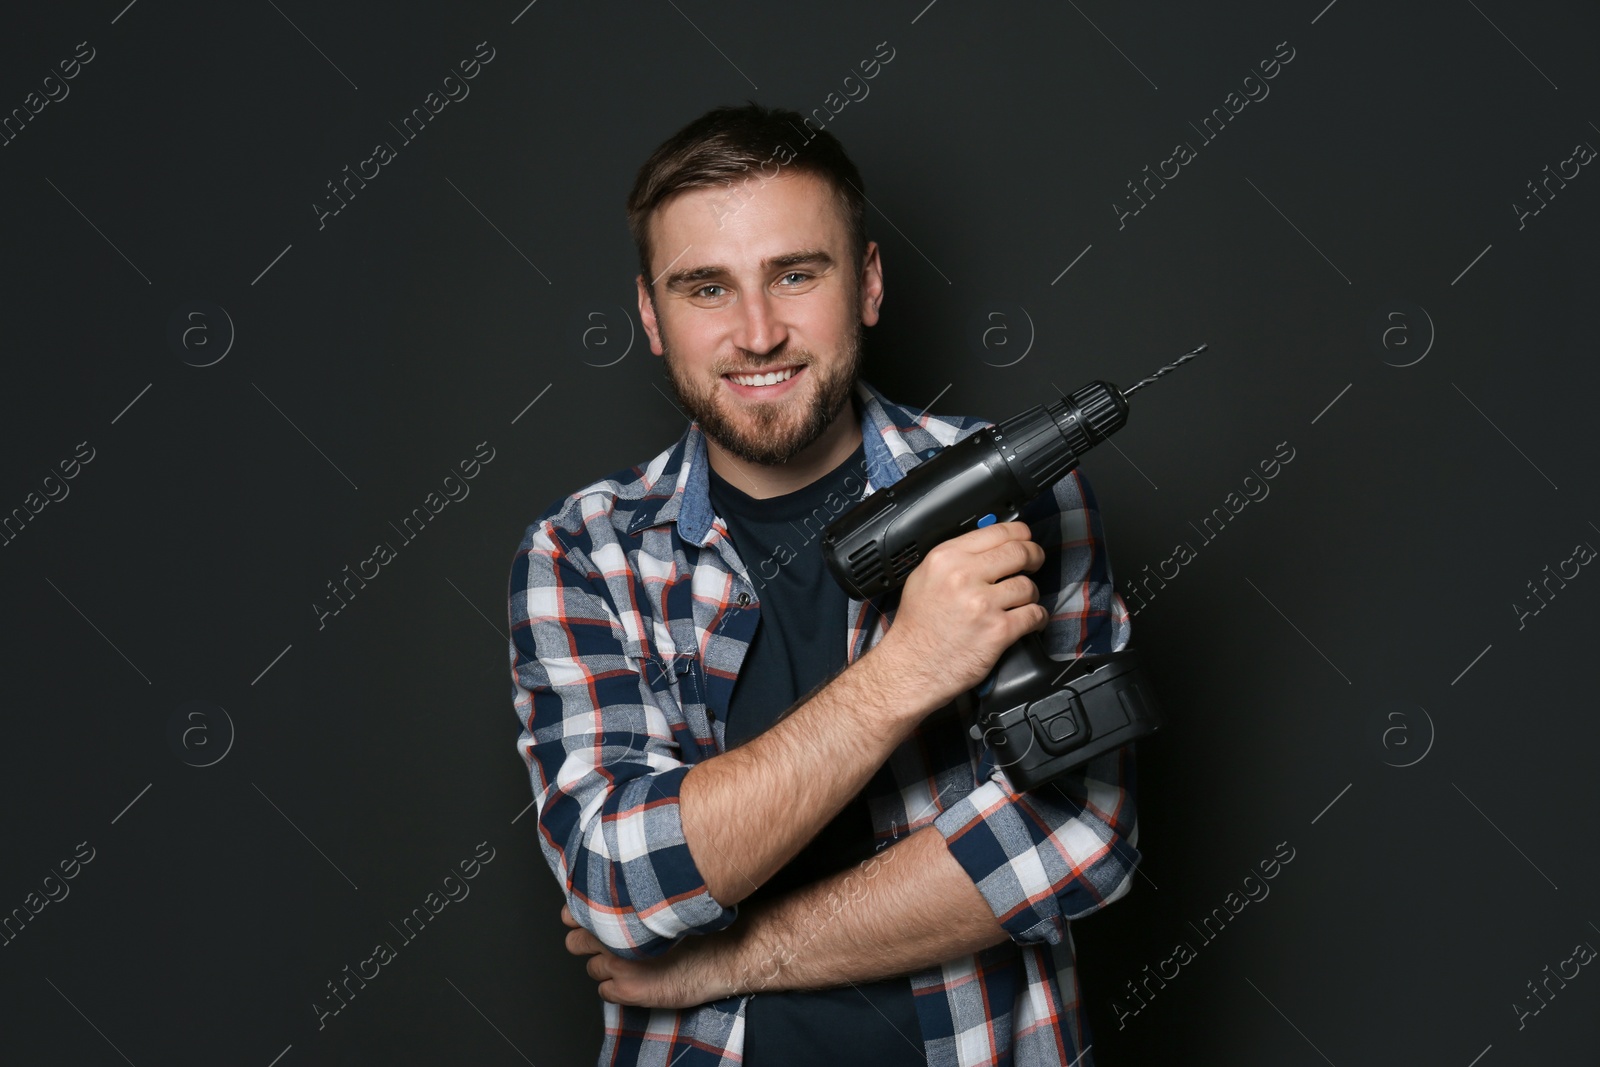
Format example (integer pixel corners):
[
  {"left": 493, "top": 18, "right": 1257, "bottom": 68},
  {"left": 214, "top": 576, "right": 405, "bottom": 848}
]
[{"left": 976, "top": 513, "right": 997, "bottom": 527}]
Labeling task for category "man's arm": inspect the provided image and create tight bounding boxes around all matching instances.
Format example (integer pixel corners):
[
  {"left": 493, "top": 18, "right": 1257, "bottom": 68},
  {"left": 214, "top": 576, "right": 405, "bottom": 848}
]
[
  {"left": 567, "top": 824, "right": 1010, "bottom": 1007},
  {"left": 512, "top": 516, "right": 740, "bottom": 960},
  {"left": 676, "top": 640, "right": 944, "bottom": 907},
  {"left": 725, "top": 826, "right": 1008, "bottom": 992},
  {"left": 568, "top": 747, "right": 1139, "bottom": 1006}
]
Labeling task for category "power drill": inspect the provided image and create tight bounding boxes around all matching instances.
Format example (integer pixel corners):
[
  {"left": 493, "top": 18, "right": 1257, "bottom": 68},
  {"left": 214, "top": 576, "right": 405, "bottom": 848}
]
[{"left": 820, "top": 344, "right": 1208, "bottom": 791}]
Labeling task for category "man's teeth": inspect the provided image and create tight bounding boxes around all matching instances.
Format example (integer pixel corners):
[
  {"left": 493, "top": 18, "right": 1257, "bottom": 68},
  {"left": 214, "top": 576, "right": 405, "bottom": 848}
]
[{"left": 727, "top": 366, "right": 799, "bottom": 387}]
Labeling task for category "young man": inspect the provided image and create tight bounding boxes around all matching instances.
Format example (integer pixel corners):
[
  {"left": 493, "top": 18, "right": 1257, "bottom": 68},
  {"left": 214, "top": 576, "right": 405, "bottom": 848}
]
[{"left": 507, "top": 103, "right": 1141, "bottom": 1066}]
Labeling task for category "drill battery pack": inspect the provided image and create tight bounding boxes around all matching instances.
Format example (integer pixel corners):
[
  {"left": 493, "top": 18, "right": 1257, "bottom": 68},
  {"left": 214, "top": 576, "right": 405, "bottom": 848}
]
[{"left": 958, "top": 644, "right": 1163, "bottom": 791}]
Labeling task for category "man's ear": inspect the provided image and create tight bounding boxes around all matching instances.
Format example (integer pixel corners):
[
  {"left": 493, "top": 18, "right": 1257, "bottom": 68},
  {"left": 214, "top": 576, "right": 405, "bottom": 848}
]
[
  {"left": 636, "top": 273, "right": 665, "bottom": 356},
  {"left": 858, "top": 240, "right": 884, "bottom": 327}
]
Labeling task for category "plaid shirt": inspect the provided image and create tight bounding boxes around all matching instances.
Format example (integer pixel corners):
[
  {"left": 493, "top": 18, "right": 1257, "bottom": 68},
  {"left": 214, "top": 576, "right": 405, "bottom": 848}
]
[{"left": 507, "top": 377, "right": 1141, "bottom": 1067}]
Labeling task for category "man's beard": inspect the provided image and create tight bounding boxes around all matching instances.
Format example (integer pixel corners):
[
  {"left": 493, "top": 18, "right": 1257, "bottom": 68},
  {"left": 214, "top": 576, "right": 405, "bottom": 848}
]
[{"left": 659, "top": 318, "right": 864, "bottom": 468}]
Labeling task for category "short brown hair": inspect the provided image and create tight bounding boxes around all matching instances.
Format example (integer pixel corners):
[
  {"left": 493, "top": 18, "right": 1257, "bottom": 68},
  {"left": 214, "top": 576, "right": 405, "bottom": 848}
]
[{"left": 626, "top": 101, "right": 868, "bottom": 297}]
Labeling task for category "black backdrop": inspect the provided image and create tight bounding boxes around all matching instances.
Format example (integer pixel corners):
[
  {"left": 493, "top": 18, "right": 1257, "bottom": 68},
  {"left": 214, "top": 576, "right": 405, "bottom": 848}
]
[{"left": 3, "top": 1, "right": 1598, "bottom": 1064}]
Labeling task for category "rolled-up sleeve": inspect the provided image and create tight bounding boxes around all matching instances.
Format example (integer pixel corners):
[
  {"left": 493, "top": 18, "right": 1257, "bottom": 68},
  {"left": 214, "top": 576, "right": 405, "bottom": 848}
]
[
  {"left": 508, "top": 517, "right": 736, "bottom": 959},
  {"left": 933, "top": 466, "right": 1142, "bottom": 945}
]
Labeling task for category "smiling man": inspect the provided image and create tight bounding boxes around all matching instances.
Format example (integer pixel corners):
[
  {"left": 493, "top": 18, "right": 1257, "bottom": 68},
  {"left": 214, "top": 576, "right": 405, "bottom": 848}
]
[{"left": 508, "top": 103, "right": 1141, "bottom": 1066}]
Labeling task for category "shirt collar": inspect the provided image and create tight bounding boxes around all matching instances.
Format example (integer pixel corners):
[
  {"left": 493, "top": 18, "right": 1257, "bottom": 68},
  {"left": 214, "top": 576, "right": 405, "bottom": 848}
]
[{"left": 624, "top": 377, "right": 974, "bottom": 546}]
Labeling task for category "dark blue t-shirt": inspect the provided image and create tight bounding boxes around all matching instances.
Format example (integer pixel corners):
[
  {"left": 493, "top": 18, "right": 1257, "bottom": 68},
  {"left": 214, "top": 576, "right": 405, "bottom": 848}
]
[{"left": 706, "top": 436, "right": 926, "bottom": 1066}]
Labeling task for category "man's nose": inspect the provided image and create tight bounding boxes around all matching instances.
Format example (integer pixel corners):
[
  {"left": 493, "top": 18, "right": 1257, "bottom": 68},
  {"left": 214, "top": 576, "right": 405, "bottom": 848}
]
[{"left": 732, "top": 289, "right": 789, "bottom": 356}]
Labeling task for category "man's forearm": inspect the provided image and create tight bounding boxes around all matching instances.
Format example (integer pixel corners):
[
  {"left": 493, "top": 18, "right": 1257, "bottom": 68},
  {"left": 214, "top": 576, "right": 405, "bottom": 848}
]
[
  {"left": 561, "top": 823, "right": 1014, "bottom": 1009},
  {"left": 679, "top": 635, "right": 937, "bottom": 906},
  {"left": 712, "top": 824, "right": 1011, "bottom": 996}
]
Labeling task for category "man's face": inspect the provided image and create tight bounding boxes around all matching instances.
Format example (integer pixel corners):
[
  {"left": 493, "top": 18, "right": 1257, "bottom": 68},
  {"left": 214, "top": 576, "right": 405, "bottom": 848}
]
[{"left": 636, "top": 170, "right": 881, "bottom": 468}]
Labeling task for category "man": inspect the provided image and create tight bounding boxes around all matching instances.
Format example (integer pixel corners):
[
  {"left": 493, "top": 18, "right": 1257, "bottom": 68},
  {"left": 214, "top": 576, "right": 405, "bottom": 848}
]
[{"left": 507, "top": 103, "right": 1141, "bottom": 1066}]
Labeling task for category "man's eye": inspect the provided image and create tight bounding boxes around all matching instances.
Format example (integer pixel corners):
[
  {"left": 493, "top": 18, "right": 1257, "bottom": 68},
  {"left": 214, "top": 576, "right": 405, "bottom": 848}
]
[
  {"left": 693, "top": 284, "right": 726, "bottom": 299},
  {"left": 778, "top": 272, "right": 810, "bottom": 286}
]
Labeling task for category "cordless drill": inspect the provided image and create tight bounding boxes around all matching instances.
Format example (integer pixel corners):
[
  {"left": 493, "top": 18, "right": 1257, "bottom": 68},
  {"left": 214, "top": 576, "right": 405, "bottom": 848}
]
[{"left": 820, "top": 344, "right": 1207, "bottom": 791}]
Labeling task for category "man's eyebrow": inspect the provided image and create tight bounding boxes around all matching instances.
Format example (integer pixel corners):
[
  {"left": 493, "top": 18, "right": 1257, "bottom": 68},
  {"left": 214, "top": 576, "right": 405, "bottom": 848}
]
[{"left": 662, "top": 249, "right": 835, "bottom": 291}]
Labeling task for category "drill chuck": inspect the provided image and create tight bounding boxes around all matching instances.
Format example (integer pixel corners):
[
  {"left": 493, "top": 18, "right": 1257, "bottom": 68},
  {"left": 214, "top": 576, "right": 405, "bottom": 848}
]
[{"left": 995, "top": 381, "right": 1128, "bottom": 496}]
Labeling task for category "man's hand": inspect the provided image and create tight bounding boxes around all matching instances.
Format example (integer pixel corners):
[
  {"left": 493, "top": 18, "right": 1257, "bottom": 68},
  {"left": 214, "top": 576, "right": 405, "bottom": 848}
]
[
  {"left": 562, "top": 904, "right": 738, "bottom": 1008},
  {"left": 875, "top": 520, "right": 1049, "bottom": 710}
]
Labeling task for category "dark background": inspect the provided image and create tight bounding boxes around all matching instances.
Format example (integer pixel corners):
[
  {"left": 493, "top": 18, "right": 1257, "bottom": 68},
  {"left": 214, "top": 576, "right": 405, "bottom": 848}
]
[{"left": 3, "top": 1, "right": 1596, "bottom": 1064}]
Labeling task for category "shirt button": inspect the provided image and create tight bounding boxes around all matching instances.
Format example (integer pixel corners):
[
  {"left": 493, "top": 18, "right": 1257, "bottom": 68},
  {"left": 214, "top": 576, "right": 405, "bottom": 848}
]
[{"left": 736, "top": 592, "right": 751, "bottom": 607}]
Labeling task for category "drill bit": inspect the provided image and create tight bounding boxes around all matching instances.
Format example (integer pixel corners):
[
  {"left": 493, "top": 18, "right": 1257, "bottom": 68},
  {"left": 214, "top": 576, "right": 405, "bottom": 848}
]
[{"left": 1121, "top": 342, "right": 1209, "bottom": 397}]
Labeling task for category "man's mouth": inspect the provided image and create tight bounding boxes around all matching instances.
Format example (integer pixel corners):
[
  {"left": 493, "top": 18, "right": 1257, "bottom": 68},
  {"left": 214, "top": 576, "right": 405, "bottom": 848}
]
[{"left": 723, "top": 364, "right": 805, "bottom": 393}]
